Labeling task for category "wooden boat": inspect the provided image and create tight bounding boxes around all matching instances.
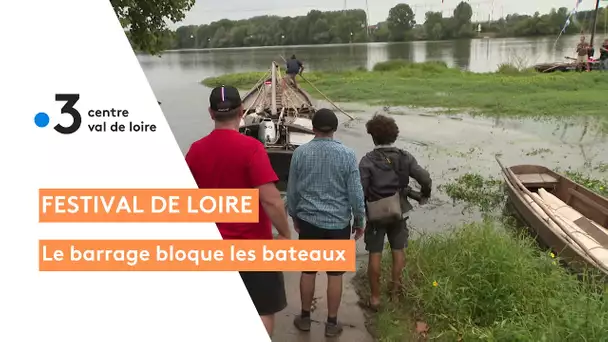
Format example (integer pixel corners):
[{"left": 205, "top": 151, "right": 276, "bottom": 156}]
[
  {"left": 536, "top": 1, "right": 604, "bottom": 73},
  {"left": 238, "top": 62, "right": 316, "bottom": 191},
  {"left": 498, "top": 162, "right": 608, "bottom": 276},
  {"left": 534, "top": 58, "right": 602, "bottom": 73}
]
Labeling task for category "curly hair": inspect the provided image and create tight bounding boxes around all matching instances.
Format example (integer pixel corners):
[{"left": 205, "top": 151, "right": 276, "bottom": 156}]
[{"left": 365, "top": 114, "right": 399, "bottom": 145}]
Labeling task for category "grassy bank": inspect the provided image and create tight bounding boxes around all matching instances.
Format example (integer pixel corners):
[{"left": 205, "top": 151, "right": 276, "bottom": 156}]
[
  {"left": 202, "top": 61, "right": 608, "bottom": 118},
  {"left": 358, "top": 222, "right": 608, "bottom": 342},
  {"left": 356, "top": 170, "right": 608, "bottom": 341}
]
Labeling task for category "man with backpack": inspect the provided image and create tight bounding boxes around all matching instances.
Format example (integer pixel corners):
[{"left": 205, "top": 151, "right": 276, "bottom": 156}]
[{"left": 359, "top": 114, "right": 432, "bottom": 311}]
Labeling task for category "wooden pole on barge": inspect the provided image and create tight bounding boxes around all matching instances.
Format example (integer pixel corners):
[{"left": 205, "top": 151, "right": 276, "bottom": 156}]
[
  {"left": 271, "top": 62, "right": 277, "bottom": 115},
  {"left": 590, "top": 0, "right": 601, "bottom": 49}
]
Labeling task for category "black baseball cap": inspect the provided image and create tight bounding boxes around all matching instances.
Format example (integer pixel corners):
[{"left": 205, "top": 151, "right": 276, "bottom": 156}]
[
  {"left": 312, "top": 108, "right": 338, "bottom": 133},
  {"left": 209, "top": 85, "right": 242, "bottom": 113}
]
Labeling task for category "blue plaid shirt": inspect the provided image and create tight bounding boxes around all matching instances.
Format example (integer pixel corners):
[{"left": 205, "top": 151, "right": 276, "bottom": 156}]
[{"left": 287, "top": 137, "right": 366, "bottom": 229}]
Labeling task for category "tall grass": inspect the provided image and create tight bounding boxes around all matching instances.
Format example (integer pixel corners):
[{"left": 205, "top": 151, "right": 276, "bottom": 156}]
[{"left": 366, "top": 222, "right": 608, "bottom": 342}]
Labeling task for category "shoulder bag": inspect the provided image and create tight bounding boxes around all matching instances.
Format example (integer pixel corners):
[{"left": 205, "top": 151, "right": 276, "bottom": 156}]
[{"left": 365, "top": 150, "right": 403, "bottom": 224}]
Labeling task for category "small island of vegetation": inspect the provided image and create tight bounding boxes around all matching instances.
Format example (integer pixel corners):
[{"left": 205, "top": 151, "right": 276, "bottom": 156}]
[{"left": 202, "top": 60, "right": 608, "bottom": 119}]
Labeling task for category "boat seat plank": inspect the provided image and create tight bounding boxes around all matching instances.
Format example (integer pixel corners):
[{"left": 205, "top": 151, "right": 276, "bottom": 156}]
[
  {"left": 567, "top": 188, "right": 608, "bottom": 227},
  {"left": 516, "top": 173, "right": 559, "bottom": 187},
  {"left": 573, "top": 217, "right": 608, "bottom": 247}
]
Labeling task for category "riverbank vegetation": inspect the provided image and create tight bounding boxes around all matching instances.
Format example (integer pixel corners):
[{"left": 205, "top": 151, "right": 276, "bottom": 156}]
[
  {"left": 356, "top": 171, "right": 608, "bottom": 341},
  {"left": 164, "top": 3, "right": 606, "bottom": 50},
  {"left": 202, "top": 61, "right": 608, "bottom": 118}
]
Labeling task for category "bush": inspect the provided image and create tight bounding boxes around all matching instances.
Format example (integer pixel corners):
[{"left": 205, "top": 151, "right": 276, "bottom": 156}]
[
  {"left": 372, "top": 60, "right": 450, "bottom": 73},
  {"left": 201, "top": 72, "right": 267, "bottom": 89},
  {"left": 372, "top": 59, "right": 414, "bottom": 72},
  {"left": 497, "top": 63, "right": 522, "bottom": 75}
]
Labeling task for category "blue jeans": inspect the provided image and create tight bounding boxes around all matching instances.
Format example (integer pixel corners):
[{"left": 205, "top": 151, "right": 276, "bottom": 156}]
[{"left": 602, "top": 59, "right": 608, "bottom": 71}]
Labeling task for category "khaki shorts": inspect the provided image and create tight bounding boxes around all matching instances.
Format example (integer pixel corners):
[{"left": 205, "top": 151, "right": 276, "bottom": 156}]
[
  {"left": 286, "top": 73, "right": 297, "bottom": 85},
  {"left": 364, "top": 218, "right": 409, "bottom": 253},
  {"left": 577, "top": 55, "right": 588, "bottom": 63}
]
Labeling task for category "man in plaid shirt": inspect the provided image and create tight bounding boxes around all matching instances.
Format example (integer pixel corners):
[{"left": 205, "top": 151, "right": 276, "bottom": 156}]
[{"left": 287, "top": 108, "right": 365, "bottom": 338}]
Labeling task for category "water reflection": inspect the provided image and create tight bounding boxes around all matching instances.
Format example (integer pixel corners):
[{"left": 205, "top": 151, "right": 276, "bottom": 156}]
[
  {"left": 385, "top": 42, "right": 414, "bottom": 62},
  {"left": 137, "top": 35, "right": 606, "bottom": 163},
  {"left": 425, "top": 42, "right": 442, "bottom": 61},
  {"left": 452, "top": 39, "right": 472, "bottom": 70},
  {"left": 489, "top": 115, "right": 608, "bottom": 168},
  {"left": 139, "top": 35, "right": 585, "bottom": 77}
]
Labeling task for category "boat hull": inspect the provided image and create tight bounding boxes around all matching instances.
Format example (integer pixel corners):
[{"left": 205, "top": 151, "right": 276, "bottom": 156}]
[
  {"left": 534, "top": 60, "right": 602, "bottom": 73},
  {"left": 267, "top": 149, "right": 293, "bottom": 192},
  {"left": 238, "top": 62, "right": 317, "bottom": 191},
  {"left": 502, "top": 164, "right": 608, "bottom": 276}
]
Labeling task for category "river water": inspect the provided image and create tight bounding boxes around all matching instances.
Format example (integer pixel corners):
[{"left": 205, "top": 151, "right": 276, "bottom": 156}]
[{"left": 139, "top": 35, "right": 608, "bottom": 234}]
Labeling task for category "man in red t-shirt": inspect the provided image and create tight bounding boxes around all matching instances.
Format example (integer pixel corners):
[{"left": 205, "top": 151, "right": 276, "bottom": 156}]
[{"left": 185, "top": 85, "right": 291, "bottom": 336}]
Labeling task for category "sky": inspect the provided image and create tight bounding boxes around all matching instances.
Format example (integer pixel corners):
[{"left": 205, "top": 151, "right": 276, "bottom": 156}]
[{"left": 172, "top": 0, "right": 602, "bottom": 28}]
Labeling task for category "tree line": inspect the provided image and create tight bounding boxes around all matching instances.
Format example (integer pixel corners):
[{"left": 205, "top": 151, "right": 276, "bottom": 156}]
[{"left": 114, "top": 1, "right": 608, "bottom": 54}]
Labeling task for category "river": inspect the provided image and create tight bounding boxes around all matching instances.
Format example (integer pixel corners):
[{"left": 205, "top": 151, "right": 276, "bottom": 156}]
[{"left": 139, "top": 35, "right": 608, "bottom": 234}]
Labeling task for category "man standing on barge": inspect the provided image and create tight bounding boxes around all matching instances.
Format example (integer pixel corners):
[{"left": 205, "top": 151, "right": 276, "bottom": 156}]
[{"left": 286, "top": 54, "right": 304, "bottom": 87}]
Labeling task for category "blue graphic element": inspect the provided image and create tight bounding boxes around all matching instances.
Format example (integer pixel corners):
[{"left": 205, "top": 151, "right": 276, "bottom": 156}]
[{"left": 34, "top": 112, "right": 50, "bottom": 128}]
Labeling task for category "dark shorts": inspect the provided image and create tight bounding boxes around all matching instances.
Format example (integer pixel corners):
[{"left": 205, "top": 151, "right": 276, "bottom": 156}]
[
  {"left": 296, "top": 218, "right": 351, "bottom": 276},
  {"left": 364, "top": 218, "right": 409, "bottom": 254},
  {"left": 239, "top": 271, "right": 287, "bottom": 316}
]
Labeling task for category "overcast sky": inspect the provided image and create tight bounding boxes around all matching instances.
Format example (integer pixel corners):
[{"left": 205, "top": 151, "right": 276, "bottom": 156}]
[{"left": 171, "top": 0, "right": 600, "bottom": 28}]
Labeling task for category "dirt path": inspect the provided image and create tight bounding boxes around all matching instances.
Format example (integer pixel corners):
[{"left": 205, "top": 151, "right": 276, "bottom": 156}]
[
  {"left": 272, "top": 270, "right": 373, "bottom": 342},
  {"left": 272, "top": 217, "right": 373, "bottom": 342}
]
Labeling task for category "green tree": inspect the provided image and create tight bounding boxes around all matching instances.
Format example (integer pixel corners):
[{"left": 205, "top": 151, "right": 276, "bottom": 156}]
[
  {"left": 162, "top": 5, "right": 608, "bottom": 49},
  {"left": 424, "top": 12, "right": 444, "bottom": 40},
  {"left": 371, "top": 22, "right": 390, "bottom": 42},
  {"left": 387, "top": 4, "right": 416, "bottom": 41},
  {"left": 310, "top": 18, "right": 331, "bottom": 44},
  {"left": 175, "top": 25, "right": 197, "bottom": 49},
  {"left": 453, "top": 1, "right": 473, "bottom": 27},
  {"left": 453, "top": 2, "right": 473, "bottom": 38},
  {"left": 112, "top": 0, "right": 196, "bottom": 54},
  {"left": 210, "top": 26, "right": 228, "bottom": 48}
]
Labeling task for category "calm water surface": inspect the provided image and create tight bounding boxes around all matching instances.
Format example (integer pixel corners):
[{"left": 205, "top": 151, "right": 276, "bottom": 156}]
[
  {"left": 139, "top": 35, "right": 591, "bottom": 152},
  {"left": 139, "top": 35, "right": 608, "bottom": 234}
]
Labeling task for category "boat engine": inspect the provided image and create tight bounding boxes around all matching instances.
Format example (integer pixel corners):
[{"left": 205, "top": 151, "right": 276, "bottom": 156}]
[
  {"left": 258, "top": 118, "right": 277, "bottom": 144},
  {"left": 244, "top": 113, "right": 261, "bottom": 125}
]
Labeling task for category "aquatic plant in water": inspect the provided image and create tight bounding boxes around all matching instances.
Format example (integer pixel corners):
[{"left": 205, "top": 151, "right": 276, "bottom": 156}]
[{"left": 438, "top": 173, "right": 506, "bottom": 215}]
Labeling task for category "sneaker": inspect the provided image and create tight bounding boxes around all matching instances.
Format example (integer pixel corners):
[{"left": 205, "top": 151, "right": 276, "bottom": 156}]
[
  {"left": 293, "top": 315, "right": 311, "bottom": 332},
  {"left": 325, "top": 321, "right": 344, "bottom": 337}
]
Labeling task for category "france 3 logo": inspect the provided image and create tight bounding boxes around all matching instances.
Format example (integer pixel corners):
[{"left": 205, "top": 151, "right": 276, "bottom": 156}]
[
  {"left": 34, "top": 94, "right": 81, "bottom": 135},
  {"left": 34, "top": 95, "right": 161, "bottom": 134}
]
